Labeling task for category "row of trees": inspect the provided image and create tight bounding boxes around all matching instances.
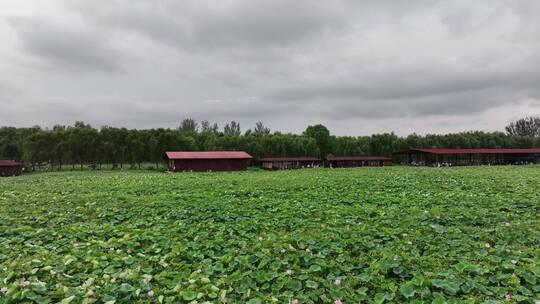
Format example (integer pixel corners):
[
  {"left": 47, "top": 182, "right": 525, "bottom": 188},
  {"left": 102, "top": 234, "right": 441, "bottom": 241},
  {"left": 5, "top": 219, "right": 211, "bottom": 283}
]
[{"left": 1, "top": 118, "right": 539, "bottom": 170}]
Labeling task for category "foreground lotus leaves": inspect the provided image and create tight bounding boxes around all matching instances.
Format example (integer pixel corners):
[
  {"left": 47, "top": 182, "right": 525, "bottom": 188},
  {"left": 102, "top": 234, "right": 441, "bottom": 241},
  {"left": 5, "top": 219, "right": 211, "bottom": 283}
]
[{"left": 0, "top": 167, "right": 539, "bottom": 303}]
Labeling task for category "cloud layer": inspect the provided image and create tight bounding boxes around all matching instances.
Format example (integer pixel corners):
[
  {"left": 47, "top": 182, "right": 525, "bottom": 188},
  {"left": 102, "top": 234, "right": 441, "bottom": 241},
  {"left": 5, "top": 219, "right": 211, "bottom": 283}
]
[{"left": 1, "top": 0, "right": 540, "bottom": 135}]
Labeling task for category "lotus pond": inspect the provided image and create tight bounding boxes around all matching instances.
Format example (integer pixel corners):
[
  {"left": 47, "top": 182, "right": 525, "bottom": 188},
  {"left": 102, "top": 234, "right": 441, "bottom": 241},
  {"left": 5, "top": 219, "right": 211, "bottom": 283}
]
[{"left": 0, "top": 167, "right": 539, "bottom": 303}]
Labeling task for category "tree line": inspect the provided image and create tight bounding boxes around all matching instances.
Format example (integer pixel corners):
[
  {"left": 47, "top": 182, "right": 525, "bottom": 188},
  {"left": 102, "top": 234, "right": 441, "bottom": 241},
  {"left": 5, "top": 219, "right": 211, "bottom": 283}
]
[{"left": 0, "top": 117, "right": 539, "bottom": 170}]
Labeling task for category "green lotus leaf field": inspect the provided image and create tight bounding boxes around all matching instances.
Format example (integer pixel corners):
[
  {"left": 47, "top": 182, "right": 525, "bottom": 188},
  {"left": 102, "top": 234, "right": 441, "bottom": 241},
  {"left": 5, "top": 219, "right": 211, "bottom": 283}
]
[{"left": 1, "top": 167, "right": 539, "bottom": 303}]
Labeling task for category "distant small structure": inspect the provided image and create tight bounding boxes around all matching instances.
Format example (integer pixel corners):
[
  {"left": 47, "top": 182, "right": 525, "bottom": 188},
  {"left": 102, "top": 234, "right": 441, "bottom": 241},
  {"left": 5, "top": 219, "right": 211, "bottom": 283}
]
[
  {"left": 166, "top": 151, "right": 252, "bottom": 172},
  {"left": 259, "top": 157, "right": 322, "bottom": 170},
  {"left": 324, "top": 156, "right": 392, "bottom": 168},
  {"left": 0, "top": 159, "right": 23, "bottom": 177},
  {"left": 394, "top": 148, "right": 540, "bottom": 166}
]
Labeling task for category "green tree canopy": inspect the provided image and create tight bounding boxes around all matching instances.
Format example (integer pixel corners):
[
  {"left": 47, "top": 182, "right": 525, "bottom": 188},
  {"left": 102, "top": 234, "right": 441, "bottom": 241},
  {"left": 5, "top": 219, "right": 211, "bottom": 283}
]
[
  {"left": 506, "top": 116, "right": 540, "bottom": 137},
  {"left": 304, "top": 124, "right": 332, "bottom": 157}
]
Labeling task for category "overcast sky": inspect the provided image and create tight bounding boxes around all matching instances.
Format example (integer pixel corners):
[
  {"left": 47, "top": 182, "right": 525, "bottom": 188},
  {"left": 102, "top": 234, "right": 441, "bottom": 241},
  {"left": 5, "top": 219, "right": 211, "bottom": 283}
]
[{"left": 1, "top": 0, "right": 539, "bottom": 135}]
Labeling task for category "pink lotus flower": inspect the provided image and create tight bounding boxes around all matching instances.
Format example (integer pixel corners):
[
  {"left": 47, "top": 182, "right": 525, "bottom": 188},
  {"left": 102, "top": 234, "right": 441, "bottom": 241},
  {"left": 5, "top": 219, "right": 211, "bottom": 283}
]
[
  {"left": 86, "top": 289, "right": 94, "bottom": 297},
  {"left": 0, "top": 287, "right": 7, "bottom": 293},
  {"left": 511, "top": 259, "right": 518, "bottom": 265},
  {"left": 286, "top": 269, "right": 293, "bottom": 275},
  {"left": 335, "top": 300, "right": 343, "bottom": 304},
  {"left": 19, "top": 281, "right": 30, "bottom": 287},
  {"left": 535, "top": 300, "right": 540, "bottom": 304},
  {"left": 291, "top": 299, "right": 298, "bottom": 304},
  {"left": 222, "top": 298, "right": 228, "bottom": 304},
  {"left": 147, "top": 290, "right": 154, "bottom": 297},
  {"left": 334, "top": 279, "right": 342, "bottom": 286},
  {"left": 505, "top": 294, "right": 511, "bottom": 301}
]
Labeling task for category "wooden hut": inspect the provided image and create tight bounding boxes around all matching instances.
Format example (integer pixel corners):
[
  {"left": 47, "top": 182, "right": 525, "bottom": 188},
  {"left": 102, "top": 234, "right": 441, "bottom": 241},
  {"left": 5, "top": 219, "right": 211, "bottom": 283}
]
[
  {"left": 259, "top": 157, "right": 322, "bottom": 170},
  {"left": 0, "top": 160, "right": 23, "bottom": 177},
  {"left": 165, "top": 151, "right": 252, "bottom": 172},
  {"left": 324, "top": 156, "right": 392, "bottom": 168}
]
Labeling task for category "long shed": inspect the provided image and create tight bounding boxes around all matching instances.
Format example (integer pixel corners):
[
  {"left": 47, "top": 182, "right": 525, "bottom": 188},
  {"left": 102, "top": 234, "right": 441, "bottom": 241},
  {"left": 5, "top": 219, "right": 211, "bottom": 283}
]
[
  {"left": 166, "top": 151, "right": 252, "bottom": 172},
  {"left": 394, "top": 148, "right": 540, "bottom": 166},
  {"left": 259, "top": 157, "right": 322, "bottom": 170},
  {"left": 0, "top": 160, "right": 23, "bottom": 177},
  {"left": 324, "top": 156, "right": 392, "bottom": 168}
]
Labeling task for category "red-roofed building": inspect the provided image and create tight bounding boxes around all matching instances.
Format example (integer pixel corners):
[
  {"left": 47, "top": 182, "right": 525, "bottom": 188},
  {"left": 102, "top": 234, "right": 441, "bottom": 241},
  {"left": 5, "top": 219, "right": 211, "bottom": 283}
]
[
  {"left": 324, "top": 156, "right": 392, "bottom": 168},
  {"left": 0, "top": 159, "right": 23, "bottom": 177},
  {"left": 394, "top": 148, "right": 540, "bottom": 166},
  {"left": 165, "top": 151, "right": 252, "bottom": 172}
]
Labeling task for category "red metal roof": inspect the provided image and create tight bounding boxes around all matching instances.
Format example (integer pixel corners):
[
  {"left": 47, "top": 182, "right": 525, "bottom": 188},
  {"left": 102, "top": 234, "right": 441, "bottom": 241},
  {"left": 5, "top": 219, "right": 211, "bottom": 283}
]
[
  {"left": 166, "top": 151, "right": 252, "bottom": 159},
  {"left": 399, "top": 148, "right": 540, "bottom": 155},
  {"left": 0, "top": 160, "right": 22, "bottom": 167},
  {"left": 325, "top": 156, "right": 392, "bottom": 161},
  {"left": 259, "top": 157, "right": 321, "bottom": 162}
]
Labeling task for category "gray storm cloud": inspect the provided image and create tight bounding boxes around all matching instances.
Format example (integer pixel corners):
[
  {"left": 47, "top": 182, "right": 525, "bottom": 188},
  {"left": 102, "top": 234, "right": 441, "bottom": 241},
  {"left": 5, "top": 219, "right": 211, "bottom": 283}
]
[
  {"left": 67, "top": 0, "right": 349, "bottom": 50},
  {"left": 9, "top": 18, "right": 122, "bottom": 73},
  {"left": 1, "top": 0, "right": 539, "bottom": 135}
]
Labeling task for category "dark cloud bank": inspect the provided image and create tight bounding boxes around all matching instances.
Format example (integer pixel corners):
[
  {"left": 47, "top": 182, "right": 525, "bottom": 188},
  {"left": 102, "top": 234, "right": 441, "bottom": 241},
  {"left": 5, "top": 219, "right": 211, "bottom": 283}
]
[{"left": 1, "top": 0, "right": 540, "bottom": 135}]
